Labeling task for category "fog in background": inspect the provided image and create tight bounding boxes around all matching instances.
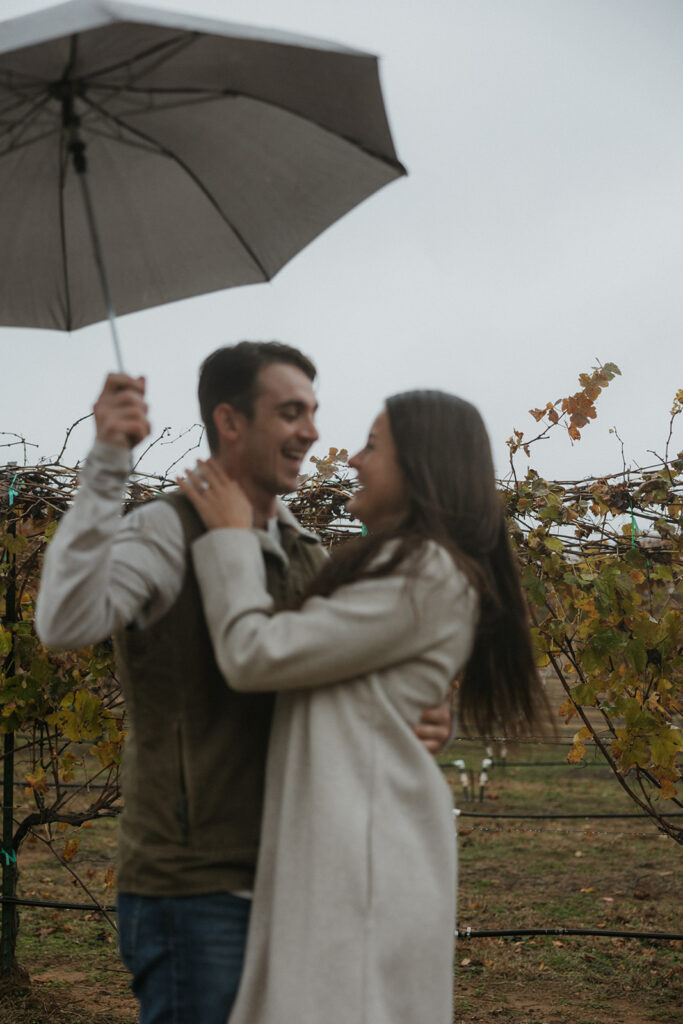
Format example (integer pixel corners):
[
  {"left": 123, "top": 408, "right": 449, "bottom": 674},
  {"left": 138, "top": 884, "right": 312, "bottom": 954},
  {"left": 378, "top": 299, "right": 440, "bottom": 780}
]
[{"left": 2, "top": 0, "right": 682, "bottom": 483}]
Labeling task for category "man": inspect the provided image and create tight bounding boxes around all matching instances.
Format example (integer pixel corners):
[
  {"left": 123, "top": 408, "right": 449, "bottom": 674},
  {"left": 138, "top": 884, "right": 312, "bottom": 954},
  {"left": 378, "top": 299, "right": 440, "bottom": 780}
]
[{"left": 36, "top": 342, "right": 451, "bottom": 1023}]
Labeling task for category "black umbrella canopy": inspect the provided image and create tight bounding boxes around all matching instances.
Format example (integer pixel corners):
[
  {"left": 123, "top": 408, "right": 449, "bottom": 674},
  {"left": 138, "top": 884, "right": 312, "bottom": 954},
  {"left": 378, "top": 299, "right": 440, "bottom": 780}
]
[{"left": 0, "top": 1, "right": 406, "bottom": 333}]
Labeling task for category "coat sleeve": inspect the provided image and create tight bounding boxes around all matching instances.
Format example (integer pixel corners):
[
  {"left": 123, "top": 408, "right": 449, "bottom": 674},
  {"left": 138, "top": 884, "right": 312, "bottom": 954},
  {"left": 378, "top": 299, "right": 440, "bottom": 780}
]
[
  {"left": 192, "top": 530, "right": 475, "bottom": 692},
  {"left": 35, "top": 441, "right": 185, "bottom": 648}
]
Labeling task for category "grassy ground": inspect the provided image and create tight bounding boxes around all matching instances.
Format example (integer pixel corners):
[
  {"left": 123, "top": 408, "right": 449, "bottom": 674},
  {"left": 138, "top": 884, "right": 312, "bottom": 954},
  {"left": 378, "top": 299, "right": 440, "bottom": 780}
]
[
  {"left": 1, "top": 739, "right": 681, "bottom": 1023},
  {"left": 446, "top": 738, "right": 682, "bottom": 1024},
  {"left": 1, "top": 814, "right": 134, "bottom": 1023}
]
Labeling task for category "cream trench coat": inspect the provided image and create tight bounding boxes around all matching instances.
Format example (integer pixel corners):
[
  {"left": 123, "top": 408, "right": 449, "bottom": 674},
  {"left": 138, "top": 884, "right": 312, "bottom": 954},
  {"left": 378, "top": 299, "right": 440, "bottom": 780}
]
[{"left": 192, "top": 533, "right": 478, "bottom": 1024}]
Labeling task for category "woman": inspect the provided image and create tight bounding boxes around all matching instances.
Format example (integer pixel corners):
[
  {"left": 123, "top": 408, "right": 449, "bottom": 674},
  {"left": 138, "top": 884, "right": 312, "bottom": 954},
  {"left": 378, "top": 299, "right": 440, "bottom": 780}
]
[{"left": 180, "top": 390, "right": 548, "bottom": 1024}]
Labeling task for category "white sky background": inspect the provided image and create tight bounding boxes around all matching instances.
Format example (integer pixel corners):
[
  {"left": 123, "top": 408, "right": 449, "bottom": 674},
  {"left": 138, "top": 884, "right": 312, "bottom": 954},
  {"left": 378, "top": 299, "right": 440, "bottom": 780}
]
[{"left": 1, "top": 0, "right": 682, "bottom": 484}]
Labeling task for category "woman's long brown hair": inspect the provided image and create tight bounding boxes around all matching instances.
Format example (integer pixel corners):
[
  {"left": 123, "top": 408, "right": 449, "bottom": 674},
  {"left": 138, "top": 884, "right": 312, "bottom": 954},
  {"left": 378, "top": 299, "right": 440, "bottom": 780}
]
[{"left": 300, "top": 390, "right": 551, "bottom": 740}]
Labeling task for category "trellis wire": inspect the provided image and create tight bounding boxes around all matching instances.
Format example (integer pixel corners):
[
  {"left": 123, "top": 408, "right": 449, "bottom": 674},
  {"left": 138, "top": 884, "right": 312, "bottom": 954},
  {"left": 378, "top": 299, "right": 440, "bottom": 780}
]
[
  {"left": 1, "top": 896, "right": 680, "bottom": 943},
  {"left": 456, "top": 926, "right": 683, "bottom": 941},
  {"left": 458, "top": 811, "right": 683, "bottom": 820}
]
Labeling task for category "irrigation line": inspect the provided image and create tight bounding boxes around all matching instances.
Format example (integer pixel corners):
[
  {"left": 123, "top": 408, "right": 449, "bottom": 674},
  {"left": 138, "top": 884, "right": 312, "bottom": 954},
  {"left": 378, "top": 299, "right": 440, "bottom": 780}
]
[
  {"left": 487, "top": 762, "right": 607, "bottom": 769},
  {"left": 0, "top": 780, "right": 113, "bottom": 791},
  {"left": 451, "top": 738, "right": 587, "bottom": 746},
  {"left": 458, "top": 812, "right": 683, "bottom": 820},
  {"left": 441, "top": 761, "right": 608, "bottom": 770},
  {"left": 0, "top": 895, "right": 116, "bottom": 912},
  {"left": 2, "top": 898, "right": 680, "bottom": 943},
  {"left": 455, "top": 927, "right": 683, "bottom": 941},
  {"left": 7, "top": 804, "right": 677, "bottom": 821}
]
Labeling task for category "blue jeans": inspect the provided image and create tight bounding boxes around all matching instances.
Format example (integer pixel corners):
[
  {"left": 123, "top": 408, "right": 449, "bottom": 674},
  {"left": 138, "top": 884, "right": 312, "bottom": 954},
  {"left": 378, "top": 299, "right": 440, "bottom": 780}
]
[{"left": 117, "top": 892, "right": 251, "bottom": 1024}]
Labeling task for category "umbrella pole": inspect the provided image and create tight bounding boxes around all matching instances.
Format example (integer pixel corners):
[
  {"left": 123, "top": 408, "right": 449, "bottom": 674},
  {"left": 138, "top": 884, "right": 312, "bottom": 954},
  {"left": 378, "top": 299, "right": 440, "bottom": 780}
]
[
  {"left": 69, "top": 138, "right": 125, "bottom": 373},
  {"left": 60, "top": 67, "right": 124, "bottom": 373}
]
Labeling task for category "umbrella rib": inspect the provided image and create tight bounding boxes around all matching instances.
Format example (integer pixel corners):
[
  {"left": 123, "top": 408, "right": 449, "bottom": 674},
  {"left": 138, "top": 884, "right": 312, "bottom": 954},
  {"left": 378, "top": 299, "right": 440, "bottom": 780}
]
[
  {"left": 0, "top": 87, "right": 46, "bottom": 120},
  {"left": 84, "top": 32, "right": 198, "bottom": 85},
  {"left": 87, "top": 83, "right": 406, "bottom": 173},
  {"left": 0, "top": 67, "right": 48, "bottom": 87},
  {"left": 0, "top": 127, "right": 61, "bottom": 160},
  {"left": 0, "top": 79, "right": 47, "bottom": 114},
  {"left": 78, "top": 122, "right": 211, "bottom": 167},
  {"left": 80, "top": 94, "right": 271, "bottom": 280},
  {"left": 93, "top": 83, "right": 232, "bottom": 97},
  {"left": 73, "top": 122, "right": 160, "bottom": 153},
  {"left": 89, "top": 86, "right": 232, "bottom": 117},
  {"left": 0, "top": 33, "right": 193, "bottom": 93},
  {"left": 70, "top": 36, "right": 204, "bottom": 127},
  {"left": 0, "top": 92, "right": 53, "bottom": 148}
]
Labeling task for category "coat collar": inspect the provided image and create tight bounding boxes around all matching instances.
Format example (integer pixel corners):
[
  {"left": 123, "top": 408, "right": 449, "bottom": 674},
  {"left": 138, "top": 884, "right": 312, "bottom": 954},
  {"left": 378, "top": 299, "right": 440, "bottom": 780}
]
[{"left": 253, "top": 497, "right": 319, "bottom": 567}]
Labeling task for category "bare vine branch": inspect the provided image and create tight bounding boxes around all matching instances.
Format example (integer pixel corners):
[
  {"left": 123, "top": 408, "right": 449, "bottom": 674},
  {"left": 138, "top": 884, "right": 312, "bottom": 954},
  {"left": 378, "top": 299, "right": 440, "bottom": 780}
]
[{"left": 54, "top": 413, "right": 94, "bottom": 465}]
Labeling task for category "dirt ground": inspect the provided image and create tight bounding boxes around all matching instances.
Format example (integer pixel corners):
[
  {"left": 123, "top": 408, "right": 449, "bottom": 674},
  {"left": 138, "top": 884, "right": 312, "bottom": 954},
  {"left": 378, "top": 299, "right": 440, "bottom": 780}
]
[
  {"left": 2, "top": 739, "right": 681, "bottom": 1023},
  {"left": 2, "top": 950, "right": 679, "bottom": 1024},
  {"left": 452, "top": 984, "right": 669, "bottom": 1024}
]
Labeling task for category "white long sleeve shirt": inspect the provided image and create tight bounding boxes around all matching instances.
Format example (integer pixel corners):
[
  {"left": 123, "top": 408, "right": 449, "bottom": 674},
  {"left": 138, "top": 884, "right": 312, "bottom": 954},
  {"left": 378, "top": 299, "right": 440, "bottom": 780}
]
[{"left": 35, "top": 440, "right": 296, "bottom": 649}]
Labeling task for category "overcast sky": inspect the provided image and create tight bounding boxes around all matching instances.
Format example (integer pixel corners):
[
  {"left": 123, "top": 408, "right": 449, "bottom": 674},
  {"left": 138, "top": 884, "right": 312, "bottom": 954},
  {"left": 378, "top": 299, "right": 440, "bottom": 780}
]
[{"left": 2, "top": 0, "right": 682, "bottom": 485}]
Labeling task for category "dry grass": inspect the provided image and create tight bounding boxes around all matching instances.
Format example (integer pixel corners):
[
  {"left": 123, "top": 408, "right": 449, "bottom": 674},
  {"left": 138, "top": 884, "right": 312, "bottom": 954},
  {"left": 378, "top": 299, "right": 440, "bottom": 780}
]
[
  {"left": 445, "top": 737, "right": 682, "bottom": 1023},
  {"left": 1, "top": 736, "right": 680, "bottom": 1023}
]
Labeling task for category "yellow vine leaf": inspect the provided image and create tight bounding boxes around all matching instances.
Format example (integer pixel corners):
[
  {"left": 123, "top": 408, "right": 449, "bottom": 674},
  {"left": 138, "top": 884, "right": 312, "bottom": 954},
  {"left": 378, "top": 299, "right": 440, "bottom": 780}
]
[
  {"left": 568, "top": 736, "right": 586, "bottom": 763},
  {"left": 62, "top": 839, "right": 80, "bottom": 862}
]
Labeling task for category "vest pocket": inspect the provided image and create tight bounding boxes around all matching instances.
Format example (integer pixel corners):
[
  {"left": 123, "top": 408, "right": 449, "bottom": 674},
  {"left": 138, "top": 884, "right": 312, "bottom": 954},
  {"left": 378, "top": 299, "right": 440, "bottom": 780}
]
[{"left": 175, "top": 721, "right": 189, "bottom": 843}]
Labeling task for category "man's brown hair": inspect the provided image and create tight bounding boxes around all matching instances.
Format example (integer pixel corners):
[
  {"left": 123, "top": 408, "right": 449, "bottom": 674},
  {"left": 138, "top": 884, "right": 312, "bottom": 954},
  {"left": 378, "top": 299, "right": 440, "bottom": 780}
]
[{"left": 198, "top": 341, "right": 317, "bottom": 452}]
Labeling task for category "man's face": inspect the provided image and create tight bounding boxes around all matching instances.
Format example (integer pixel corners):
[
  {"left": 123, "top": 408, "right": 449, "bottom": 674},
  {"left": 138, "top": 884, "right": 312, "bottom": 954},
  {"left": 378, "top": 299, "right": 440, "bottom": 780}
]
[{"left": 237, "top": 362, "right": 319, "bottom": 497}]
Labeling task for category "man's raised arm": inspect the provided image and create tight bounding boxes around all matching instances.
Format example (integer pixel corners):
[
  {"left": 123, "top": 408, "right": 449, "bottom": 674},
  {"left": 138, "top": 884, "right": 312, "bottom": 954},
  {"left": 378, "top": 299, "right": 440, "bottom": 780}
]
[{"left": 36, "top": 375, "right": 184, "bottom": 648}]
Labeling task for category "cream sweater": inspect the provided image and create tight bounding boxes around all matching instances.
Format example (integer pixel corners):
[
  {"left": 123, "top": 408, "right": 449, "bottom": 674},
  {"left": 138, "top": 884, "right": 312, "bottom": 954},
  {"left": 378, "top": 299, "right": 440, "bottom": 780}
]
[{"left": 193, "top": 532, "right": 478, "bottom": 1024}]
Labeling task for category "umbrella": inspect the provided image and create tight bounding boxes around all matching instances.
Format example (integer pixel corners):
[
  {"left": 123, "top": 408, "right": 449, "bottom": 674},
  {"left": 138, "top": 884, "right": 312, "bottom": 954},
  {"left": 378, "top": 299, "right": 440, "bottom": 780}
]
[{"left": 0, "top": 0, "right": 406, "bottom": 368}]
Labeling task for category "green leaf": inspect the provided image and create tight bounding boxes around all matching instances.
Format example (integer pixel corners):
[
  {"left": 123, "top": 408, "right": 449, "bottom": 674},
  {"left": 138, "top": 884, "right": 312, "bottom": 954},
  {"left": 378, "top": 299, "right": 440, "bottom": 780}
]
[
  {"left": 625, "top": 638, "right": 647, "bottom": 675},
  {"left": 530, "top": 627, "right": 550, "bottom": 667},
  {"left": 650, "top": 728, "right": 683, "bottom": 769},
  {"left": 0, "top": 627, "right": 11, "bottom": 659},
  {"left": 0, "top": 532, "right": 28, "bottom": 555},
  {"left": 589, "top": 627, "right": 628, "bottom": 660},
  {"left": 521, "top": 564, "right": 546, "bottom": 606},
  {"left": 29, "top": 656, "right": 53, "bottom": 685}
]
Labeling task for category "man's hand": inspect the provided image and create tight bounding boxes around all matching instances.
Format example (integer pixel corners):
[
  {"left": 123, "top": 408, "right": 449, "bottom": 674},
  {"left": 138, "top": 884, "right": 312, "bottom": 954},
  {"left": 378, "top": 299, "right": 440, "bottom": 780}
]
[
  {"left": 414, "top": 689, "right": 453, "bottom": 755},
  {"left": 94, "top": 374, "right": 151, "bottom": 450}
]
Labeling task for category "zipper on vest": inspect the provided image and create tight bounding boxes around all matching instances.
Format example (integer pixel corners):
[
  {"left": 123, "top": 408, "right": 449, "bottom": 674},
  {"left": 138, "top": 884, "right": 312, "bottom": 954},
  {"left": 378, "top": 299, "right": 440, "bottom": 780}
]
[{"left": 175, "top": 721, "right": 189, "bottom": 843}]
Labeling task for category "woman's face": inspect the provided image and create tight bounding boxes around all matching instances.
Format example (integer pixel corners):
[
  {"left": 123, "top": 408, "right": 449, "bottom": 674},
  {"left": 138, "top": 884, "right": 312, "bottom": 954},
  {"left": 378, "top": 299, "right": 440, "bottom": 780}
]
[{"left": 347, "top": 410, "right": 410, "bottom": 532}]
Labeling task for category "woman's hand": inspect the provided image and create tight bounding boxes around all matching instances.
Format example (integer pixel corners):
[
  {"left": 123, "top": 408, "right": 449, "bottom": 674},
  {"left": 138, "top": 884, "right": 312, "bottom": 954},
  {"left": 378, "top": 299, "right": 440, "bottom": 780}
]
[{"left": 178, "top": 459, "right": 253, "bottom": 530}]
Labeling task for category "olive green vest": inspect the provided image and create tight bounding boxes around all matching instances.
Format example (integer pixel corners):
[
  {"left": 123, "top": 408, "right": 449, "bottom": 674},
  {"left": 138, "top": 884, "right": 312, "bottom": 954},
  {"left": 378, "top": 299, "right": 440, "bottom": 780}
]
[{"left": 114, "top": 493, "right": 326, "bottom": 896}]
